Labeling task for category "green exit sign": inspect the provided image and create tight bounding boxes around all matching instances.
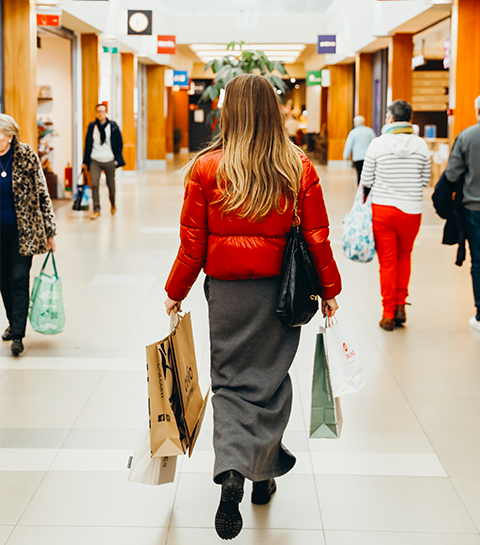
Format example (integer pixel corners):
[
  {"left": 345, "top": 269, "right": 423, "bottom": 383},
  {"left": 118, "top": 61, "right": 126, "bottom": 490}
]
[
  {"left": 103, "top": 46, "right": 118, "bottom": 54},
  {"left": 307, "top": 70, "right": 322, "bottom": 86}
]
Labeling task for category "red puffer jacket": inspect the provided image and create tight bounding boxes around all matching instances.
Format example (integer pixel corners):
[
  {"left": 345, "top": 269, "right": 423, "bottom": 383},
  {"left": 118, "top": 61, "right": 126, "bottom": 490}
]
[{"left": 165, "top": 150, "right": 341, "bottom": 302}]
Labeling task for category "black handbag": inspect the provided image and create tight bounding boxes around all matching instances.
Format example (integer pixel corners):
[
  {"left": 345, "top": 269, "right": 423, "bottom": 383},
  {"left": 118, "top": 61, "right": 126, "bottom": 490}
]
[{"left": 276, "top": 199, "right": 321, "bottom": 327}]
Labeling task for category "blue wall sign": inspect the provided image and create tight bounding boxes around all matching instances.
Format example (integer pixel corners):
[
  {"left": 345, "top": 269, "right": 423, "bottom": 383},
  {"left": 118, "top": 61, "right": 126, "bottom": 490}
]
[
  {"left": 173, "top": 70, "right": 189, "bottom": 87},
  {"left": 317, "top": 35, "right": 337, "bottom": 54}
]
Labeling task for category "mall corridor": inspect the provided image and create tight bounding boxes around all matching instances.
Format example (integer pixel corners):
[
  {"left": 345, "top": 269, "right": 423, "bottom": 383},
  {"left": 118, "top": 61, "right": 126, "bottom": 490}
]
[{"left": 0, "top": 161, "right": 479, "bottom": 544}]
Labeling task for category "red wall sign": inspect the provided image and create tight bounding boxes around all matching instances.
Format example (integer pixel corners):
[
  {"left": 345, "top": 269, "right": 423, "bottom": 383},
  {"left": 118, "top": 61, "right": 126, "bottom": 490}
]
[
  {"left": 36, "top": 14, "right": 60, "bottom": 26},
  {"left": 157, "top": 35, "right": 176, "bottom": 55}
]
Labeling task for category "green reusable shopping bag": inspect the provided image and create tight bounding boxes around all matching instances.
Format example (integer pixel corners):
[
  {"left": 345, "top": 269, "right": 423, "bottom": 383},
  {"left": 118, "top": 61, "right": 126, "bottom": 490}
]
[
  {"left": 309, "top": 330, "right": 343, "bottom": 439},
  {"left": 28, "top": 251, "right": 65, "bottom": 335}
]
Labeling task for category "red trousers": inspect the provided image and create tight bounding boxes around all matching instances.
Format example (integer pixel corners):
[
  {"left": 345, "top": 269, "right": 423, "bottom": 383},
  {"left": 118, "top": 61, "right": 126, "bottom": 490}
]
[{"left": 372, "top": 204, "right": 421, "bottom": 319}]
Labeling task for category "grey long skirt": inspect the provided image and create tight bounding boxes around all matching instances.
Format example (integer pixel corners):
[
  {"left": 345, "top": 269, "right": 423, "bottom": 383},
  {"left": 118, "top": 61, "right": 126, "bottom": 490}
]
[{"left": 204, "top": 275, "right": 301, "bottom": 484}]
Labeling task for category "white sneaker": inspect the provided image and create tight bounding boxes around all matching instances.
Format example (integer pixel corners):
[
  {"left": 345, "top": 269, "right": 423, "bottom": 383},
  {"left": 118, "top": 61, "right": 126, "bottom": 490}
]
[{"left": 468, "top": 317, "right": 480, "bottom": 331}]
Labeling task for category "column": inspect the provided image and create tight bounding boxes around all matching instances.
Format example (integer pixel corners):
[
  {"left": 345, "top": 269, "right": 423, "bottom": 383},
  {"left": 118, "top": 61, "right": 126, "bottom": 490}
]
[
  {"left": 388, "top": 33, "right": 413, "bottom": 104},
  {"left": 166, "top": 87, "right": 174, "bottom": 159},
  {"left": 146, "top": 65, "right": 166, "bottom": 166},
  {"left": 121, "top": 53, "right": 137, "bottom": 170},
  {"left": 174, "top": 90, "right": 190, "bottom": 153},
  {"left": 327, "top": 65, "right": 354, "bottom": 161},
  {"left": 81, "top": 34, "right": 99, "bottom": 139},
  {"left": 355, "top": 53, "right": 373, "bottom": 126},
  {"left": 3, "top": 0, "right": 37, "bottom": 148},
  {"left": 452, "top": 0, "right": 480, "bottom": 137}
]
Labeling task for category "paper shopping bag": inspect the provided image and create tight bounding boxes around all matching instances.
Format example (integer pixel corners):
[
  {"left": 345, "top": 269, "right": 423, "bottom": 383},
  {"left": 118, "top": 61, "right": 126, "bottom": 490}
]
[
  {"left": 147, "top": 312, "right": 209, "bottom": 459},
  {"left": 168, "top": 312, "right": 208, "bottom": 455},
  {"left": 146, "top": 341, "right": 186, "bottom": 457},
  {"left": 128, "top": 429, "right": 177, "bottom": 485},
  {"left": 325, "top": 319, "right": 366, "bottom": 397},
  {"left": 310, "top": 329, "right": 343, "bottom": 439}
]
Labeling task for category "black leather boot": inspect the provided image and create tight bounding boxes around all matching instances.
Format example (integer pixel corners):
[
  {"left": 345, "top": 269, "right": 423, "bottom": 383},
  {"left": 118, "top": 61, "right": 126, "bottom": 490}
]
[
  {"left": 2, "top": 327, "right": 12, "bottom": 341},
  {"left": 252, "top": 478, "right": 277, "bottom": 505},
  {"left": 215, "top": 470, "right": 244, "bottom": 540}
]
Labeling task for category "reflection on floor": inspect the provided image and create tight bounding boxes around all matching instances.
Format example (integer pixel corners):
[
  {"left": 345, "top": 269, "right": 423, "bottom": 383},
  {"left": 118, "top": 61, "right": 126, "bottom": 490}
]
[{"left": 1, "top": 158, "right": 479, "bottom": 545}]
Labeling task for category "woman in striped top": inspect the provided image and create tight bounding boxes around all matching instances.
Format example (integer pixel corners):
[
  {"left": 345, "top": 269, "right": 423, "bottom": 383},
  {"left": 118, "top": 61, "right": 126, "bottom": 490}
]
[{"left": 361, "top": 100, "right": 431, "bottom": 331}]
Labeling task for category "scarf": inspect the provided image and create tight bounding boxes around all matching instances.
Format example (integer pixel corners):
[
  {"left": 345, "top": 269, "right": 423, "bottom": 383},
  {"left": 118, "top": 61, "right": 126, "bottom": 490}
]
[
  {"left": 382, "top": 121, "right": 414, "bottom": 135},
  {"left": 95, "top": 118, "right": 110, "bottom": 145}
]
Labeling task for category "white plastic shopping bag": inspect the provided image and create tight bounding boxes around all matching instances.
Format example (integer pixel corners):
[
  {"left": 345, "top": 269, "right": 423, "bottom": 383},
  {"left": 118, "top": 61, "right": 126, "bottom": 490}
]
[
  {"left": 342, "top": 185, "right": 375, "bottom": 263},
  {"left": 128, "top": 429, "right": 177, "bottom": 485},
  {"left": 325, "top": 318, "right": 366, "bottom": 397}
]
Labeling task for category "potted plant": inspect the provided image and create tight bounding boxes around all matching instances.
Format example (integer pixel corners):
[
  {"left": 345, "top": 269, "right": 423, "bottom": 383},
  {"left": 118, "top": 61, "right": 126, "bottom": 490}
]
[{"left": 200, "top": 41, "right": 288, "bottom": 125}]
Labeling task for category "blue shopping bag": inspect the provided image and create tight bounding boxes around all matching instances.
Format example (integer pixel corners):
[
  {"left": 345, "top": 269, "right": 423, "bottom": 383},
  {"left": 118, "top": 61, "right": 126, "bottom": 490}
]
[
  {"left": 342, "top": 185, "right": 375, "bottom": 263},
  {"left": 28, "top": 251, "right": 65, "bottom": 335}
]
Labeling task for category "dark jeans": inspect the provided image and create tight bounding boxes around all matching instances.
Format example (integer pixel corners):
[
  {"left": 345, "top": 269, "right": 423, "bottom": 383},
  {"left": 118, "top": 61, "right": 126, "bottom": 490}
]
[
  {"left": 89, "top": 159, "right": 116, "bottom": 213},
  {"left": 0, "top": 224, "right": 32, "bottom": 339},
  {"left": 353, "top": 160, "right": 364, "bottom": 185},
  {"left": 465, "top": 208, "right": 480, "bottom": 320}
]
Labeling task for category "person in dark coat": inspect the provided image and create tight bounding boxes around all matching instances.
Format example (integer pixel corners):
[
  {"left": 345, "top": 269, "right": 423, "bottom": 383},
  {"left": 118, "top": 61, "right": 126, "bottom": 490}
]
[
  {"left": 82, "top": 103, "right": 125, "bottom": 220},
  {"left": 445, "top": 95, "right": 480, "bottom": 331}
]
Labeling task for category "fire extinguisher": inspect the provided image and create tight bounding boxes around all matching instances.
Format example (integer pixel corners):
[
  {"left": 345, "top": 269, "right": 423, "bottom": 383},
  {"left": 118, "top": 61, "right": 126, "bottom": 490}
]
[{"left": 64, "top": 163, "right": 72, "bottom": 191}]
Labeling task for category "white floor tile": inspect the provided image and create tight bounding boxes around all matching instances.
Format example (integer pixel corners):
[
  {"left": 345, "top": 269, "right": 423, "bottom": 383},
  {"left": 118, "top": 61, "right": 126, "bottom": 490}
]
[
  {"left": 89, "top": 274, "right": 156, "bottom": 287},
  {"left": 72, "top": 396, "right": 146, "bottom": 429},
  {"left": 324, "top": 531, "right": 480, "bottom": 545},
  {"left": 19, "top": 471, "right": 176, "bottom": 527},
  {"left": 167, "top": 527, "right": 326, "bottom": 545},
  {"left": 316, "top": 475, "right": 477, "bottom": 533},
  {"left": 6, "top": 526, "right": 169, "bottom": 545},
  {"left": 0, "top": 526, "right": 13, "bottom": 545},
  {"left": 0, "top": 448, "right": 58, "bottom": 471},
  {"left": 49, "top": 449, "right": 133, "bottom": 472},
  {"left": 0, "top": 397, "right": 87, "bottom": 429},
  {"left": 10, "top": 357, "right": 111, "bottom": 371},
  {"left": 308, "top": 432, "right": 435, "bottom": 453},
  {"left": 311, "top": 452, "right": 447, "bottom": 477},
  {"left": 0, "top": 472, "right": 45, "bottom": 524}
]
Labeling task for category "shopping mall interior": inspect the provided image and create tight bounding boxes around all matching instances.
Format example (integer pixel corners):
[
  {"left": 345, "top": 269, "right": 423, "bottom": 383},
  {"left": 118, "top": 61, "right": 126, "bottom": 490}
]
[{"left": 1, "top": 0, "right": 480, "bottom": 543}]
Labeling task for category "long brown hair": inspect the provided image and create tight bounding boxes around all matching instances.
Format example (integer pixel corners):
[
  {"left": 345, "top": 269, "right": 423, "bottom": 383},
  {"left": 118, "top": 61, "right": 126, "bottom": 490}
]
[{"left": 183, "top": 74, "right": 303, "bottom": 221}]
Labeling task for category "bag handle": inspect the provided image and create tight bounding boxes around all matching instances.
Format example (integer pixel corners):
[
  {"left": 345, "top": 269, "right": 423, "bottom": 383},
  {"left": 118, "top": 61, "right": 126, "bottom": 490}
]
[
  {"left": 292, "top": 195, "right": 301, "bottom": 228},
  {"left": 40, "top": 250, "right": 59, "bottom": 279}
]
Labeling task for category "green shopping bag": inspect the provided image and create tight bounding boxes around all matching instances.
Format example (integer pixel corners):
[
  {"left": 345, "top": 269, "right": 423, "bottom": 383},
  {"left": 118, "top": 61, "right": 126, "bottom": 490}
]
[
  {"left": 28, "top": 251, "right": 65, "bottom": 335},
  {"left": 309, "top": 329, "right": 343, "bottom": 438}
]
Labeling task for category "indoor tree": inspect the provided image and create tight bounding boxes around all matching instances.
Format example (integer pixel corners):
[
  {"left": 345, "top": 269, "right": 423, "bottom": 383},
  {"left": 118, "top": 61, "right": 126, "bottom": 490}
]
[{"left": 200, "top": 41, "right": 288, "bottom": 124}]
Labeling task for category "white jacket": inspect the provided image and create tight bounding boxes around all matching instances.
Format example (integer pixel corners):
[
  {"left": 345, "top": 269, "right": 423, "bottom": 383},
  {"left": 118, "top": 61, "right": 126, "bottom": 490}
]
[{"left": 361, "top": 133, "right": 432, "bottom": 214}]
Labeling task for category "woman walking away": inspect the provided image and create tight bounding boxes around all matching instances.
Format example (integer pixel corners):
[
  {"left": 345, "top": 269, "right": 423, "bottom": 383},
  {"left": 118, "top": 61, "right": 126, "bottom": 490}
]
[
  {"left": 0, "top": 114, "right": 57, "bottom": 356},
  {"left": 164, "top": 74, "right": 341, "bottom": 540},
  {"left": 361, "top": 100, "right": 431, "bottom": 331}
]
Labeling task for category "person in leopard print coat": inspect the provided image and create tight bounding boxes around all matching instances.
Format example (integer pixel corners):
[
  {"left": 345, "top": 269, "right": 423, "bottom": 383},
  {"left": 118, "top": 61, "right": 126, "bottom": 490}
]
[{"left": 0, "top": 114, "right": 57, "bottom": 356}]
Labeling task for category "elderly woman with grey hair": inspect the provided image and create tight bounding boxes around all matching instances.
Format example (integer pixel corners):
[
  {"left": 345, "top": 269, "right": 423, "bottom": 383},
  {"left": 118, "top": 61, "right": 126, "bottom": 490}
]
[{"left": 0, "top": 114, "right": 57, "bottom": 356}]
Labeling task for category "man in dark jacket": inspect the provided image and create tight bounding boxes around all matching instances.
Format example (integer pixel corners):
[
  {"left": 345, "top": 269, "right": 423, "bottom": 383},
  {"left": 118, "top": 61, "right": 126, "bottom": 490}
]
[
  {"left": 82, "top": 103, "right": 125, "bottom": 220},
  {"left": 445, "top": 95, "right": 480, "bottom": 331}
]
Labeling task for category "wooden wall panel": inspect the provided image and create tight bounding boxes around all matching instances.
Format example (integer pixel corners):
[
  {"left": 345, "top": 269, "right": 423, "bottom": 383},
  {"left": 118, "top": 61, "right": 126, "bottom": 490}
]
[
  {"left": 355, "top": 53, "right": 373, "bottom": 127},
  {"left": 454, "top": 0, "right": 480, "bottom": 137},
  {"left": 81, "top": 34, "right": 99, "bottom": 140},
  {"left": 146, "top": 65, "right": 166, "bottom": 160},
  {"left": 327, "top": 65, "right": 354, "bottom": 161},
  {"left": 166, "top": 88, "right": 174, "bottom": 155},
  {"left": 174, "top": 91, "right": 190, "bottom": 151},
  {"left": 388, "top": 34, "right": 413, "bottom": 104},
  {"left": 121, "top": 53, "right": 137, "bottom": 170},
  {"left": 3, "top": 0, "right": 37, "bottom": 148}
]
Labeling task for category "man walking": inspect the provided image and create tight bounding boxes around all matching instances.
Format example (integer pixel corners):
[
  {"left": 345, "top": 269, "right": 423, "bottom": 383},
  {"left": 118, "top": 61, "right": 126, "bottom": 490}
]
[
  {"left": 445, "top": 96, "right": 480, "bottom": 331},
  {"left": 82, "top": 103, "right": 125, "bottom": 220},
  {"left": 343, "top": 116, "right": 376, "bottom": 184}
]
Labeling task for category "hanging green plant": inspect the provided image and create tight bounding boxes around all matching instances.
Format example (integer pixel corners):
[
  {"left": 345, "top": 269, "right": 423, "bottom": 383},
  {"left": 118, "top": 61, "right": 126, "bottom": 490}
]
[{"left": 199, "top": 41, "right": 288, "bottom": 125}]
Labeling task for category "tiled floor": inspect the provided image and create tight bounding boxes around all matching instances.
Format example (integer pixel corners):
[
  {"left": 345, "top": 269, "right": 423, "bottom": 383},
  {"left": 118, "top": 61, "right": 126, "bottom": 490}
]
[{"left": 1, "top": 158, "right": 479, "bottom": 544}]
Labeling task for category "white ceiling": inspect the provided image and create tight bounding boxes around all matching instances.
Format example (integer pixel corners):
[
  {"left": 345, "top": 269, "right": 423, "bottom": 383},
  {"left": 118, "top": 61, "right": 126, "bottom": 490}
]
[{"left": 166, "top": 0, "right": 334, "bottom": 14}]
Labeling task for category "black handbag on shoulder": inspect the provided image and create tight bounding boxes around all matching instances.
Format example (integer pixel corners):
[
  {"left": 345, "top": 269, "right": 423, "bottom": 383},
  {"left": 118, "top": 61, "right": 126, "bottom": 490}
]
[{"left": 276, "top": 199, "right": 321, "bottom": 327}]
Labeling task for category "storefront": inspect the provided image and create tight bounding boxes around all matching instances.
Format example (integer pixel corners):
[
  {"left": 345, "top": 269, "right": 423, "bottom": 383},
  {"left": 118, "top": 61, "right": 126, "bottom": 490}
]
[{"left": 36, "top": 25, "right": 79, "bottom": 199}]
